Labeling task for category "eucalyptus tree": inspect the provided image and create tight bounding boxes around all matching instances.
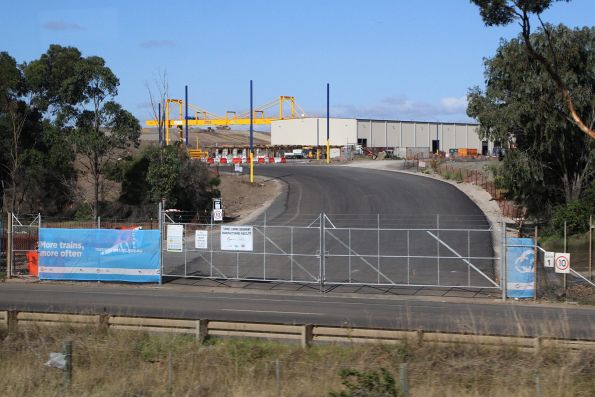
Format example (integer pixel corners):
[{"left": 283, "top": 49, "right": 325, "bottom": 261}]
[
  {"left": 467, "top": 25, "right": 595, "bottom": 216},
  {"left": 471, "top": 0, "right": 595, "bottom": 139}
]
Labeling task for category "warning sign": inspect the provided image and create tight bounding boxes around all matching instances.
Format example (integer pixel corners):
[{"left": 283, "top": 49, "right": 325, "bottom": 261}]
[
  {"left": 213, "top": 209, "right": 223, "bottom": 222},
  {"left": 554, "top": 253, "right": 570, "bottom": 274}
]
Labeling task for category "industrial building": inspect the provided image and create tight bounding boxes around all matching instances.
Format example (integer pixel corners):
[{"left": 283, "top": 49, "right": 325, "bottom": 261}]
[{"left": 271, "top": 117, "right": 495, "bottom": 156}]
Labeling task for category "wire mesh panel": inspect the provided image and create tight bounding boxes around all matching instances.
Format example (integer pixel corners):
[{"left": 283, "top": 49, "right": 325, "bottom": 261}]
[
  {"left": 162, "top": 220, "right": 321, "bottom": 284},
  {"left": 11, "top": 214, "right": 40, "bottom": 277},
  {"left": 323, "top": 214, "right": 500, "bottom": 289},
  {"left": 161, "top": 212, "right": 501, "bottom": 289}
]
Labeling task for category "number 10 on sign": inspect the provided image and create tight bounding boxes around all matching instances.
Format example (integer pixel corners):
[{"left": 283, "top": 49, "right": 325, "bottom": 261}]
[{"left": 554, "top": 253, "right": 571, "bottom": 274}]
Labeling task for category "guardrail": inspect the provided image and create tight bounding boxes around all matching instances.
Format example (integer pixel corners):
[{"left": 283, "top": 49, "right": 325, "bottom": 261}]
[{"left": 1, "top": 310, "right": 594, "bottom": 352}]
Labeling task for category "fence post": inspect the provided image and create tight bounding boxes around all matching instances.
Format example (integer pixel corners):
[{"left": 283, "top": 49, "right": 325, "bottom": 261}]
[
  {"left": 563, "top": 220, "right": 567, "bottom": 292},
  {"left": 301, "top": 324, "right": 313, "bottom": 348},
  {"left": 590, "top": 215, "right": 592, "bottom": 281},
  {"left": 195, "top": 320, "right": 209, "bottom": 344},
  {"left": 6, "top": 212, "right": 12, "bottom": 279},
  {"left": 97, "top": 216, "right": 101, "bottom": 229},
  {"left": 167, "top": 351, "right": 173, "bottom": 395},
  {"left": 63, "top": 340, "right": 72, "bottom": 390},
  {"left": 7, "top": 310, "right": 17, "bottom": 334},
  {"left": 275, "top": 359, "right": 281, "bottom": 397},
  {"left": 319, "top": 213, "right": 325, "bottom": 292},
  {"left": 502, "top": 221, "right": 507, "bottom": 301},
  {"left": 158, "top": 202, "right": 163, "bottom": 285},
  {"left": 399, "top": 363, "right": 409, "bottom": 397},
  {"left": 534, "top": 226, "right": 538, "bottom": 301}
]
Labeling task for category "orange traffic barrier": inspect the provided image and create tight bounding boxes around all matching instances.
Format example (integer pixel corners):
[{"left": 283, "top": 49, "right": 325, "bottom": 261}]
[{"left": 26, "top": 250, "right": 39, "bottom": 277}]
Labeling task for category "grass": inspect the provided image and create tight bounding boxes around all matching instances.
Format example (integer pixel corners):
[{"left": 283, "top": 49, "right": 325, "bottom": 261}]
[{"left": 0, "top": 325, "right": 594, "bottom": 396}]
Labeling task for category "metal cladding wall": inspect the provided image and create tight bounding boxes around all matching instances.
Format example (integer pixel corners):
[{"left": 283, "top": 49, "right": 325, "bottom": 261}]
[
  {"left": 271, "top": 118, "right": 490, "bottom": 152},
  {"left": 271, "top": 118, "right": 357, "bottom": 146},
  {"left": 356, "top": 119, "right": 489, "bottom": 152}
]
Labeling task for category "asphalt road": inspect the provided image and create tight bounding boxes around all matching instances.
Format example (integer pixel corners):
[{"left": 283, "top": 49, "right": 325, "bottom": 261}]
[
  {"left": 0, "top": 283, "right": 593, "bottom": 339},
  {"left": 163, "top": 165, "right": 496, "bottom": 288}
]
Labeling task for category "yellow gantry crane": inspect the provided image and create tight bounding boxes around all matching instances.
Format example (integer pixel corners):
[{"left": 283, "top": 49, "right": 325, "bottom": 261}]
[{"left": 146, "top": 96, "right": 307, "bottom": 145}]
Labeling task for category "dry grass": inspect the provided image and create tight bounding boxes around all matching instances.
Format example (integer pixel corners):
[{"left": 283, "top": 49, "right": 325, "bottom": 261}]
[{"left": 1, "top": 326, "right": 594, "bottom": 397}]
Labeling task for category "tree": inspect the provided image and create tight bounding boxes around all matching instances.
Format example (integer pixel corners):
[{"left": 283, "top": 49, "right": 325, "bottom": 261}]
[
  {"left": 0, "top": 51, "right": 29, "bottom": 212},
  {"left": 116, "top": 143, "right": 216, "bottom": 216},
  {"left": 467, "top": 25, "right": 595, "bottom": 216},
  {"left": 471, "top": 0, "right": 595, "bottom": 139}
]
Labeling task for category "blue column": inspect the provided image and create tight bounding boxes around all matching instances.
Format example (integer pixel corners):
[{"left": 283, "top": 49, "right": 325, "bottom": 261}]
[{"left": 185, "top": 85, "right": 189, "bottom": 145}]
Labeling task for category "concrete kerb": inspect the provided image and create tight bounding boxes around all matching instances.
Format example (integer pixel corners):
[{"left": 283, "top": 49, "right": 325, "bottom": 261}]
[{"left": 339, "top": 160, "right": 513, "bottom": 285}]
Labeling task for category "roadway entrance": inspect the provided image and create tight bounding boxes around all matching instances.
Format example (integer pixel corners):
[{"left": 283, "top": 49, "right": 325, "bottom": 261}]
[{"left": 161, "top": 212, "right": 502, "bottom": 290}]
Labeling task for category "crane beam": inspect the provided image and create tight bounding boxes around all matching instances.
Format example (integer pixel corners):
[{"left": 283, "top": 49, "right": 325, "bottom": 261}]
[{"left": 147, "top": 95, "right": 306, "bottom": 145}]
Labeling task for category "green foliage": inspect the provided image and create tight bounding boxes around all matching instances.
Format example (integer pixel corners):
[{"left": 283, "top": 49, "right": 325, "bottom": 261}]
[
  {"left": 329, "top": 368, "right": 400, "bottom": 397},
  {"left": 120, "top": 144, "right": 214, "bottom": 214},
  {"left": 0, "top": 45, "right": 139, "bottom": 216},
  {"left": 549, "top": 201, "right": 590, "bottom": 236},
  {"left": 471, "top": 1, "right": 562, "bottom": 27},
  {"left": 467, "top": 25, "right": 595, "bottom": 217}
]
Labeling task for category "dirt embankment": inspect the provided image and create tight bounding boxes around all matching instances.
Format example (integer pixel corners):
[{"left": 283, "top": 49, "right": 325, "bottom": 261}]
[{"left": 216, "top": 171, "right": 282, "bottom": 222}]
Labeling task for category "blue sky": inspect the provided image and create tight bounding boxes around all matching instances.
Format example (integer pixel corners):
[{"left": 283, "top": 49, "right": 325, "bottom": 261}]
[{"left": 1, "top": 0, "right": 593, "bottom": 124}]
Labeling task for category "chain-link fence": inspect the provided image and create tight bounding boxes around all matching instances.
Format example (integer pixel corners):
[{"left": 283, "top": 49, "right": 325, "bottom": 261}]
[{"left": 161, "top": 211, "right": 502, "bottom": 289}]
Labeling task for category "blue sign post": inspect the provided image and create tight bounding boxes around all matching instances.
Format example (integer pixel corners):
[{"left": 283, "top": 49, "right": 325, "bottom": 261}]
[
  {"left": 38, "top": 228, "right": 160, "bottom": 283},
  {"left": 506, "top": 237, "right": 535, "bottom": 298}
]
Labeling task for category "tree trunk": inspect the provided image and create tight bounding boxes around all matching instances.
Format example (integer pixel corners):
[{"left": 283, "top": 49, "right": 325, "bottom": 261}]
[{"left": 93, "top": 173, "right": 99, "bottom": 219}]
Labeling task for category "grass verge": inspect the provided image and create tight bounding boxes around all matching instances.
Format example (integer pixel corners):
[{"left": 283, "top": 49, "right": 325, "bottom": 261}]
[{"left": 0, "top": 325, "right": 593, "bottom": 396}]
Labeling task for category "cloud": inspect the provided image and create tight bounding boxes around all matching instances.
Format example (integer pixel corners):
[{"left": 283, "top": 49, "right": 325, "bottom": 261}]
[
  {"left": 43, "top": 21, "right": 85, "bottom": 31},
  {"left": 139, "top": 40, "right": 176, "bottom": 49},
  {"left": 330, "top": 95, "right": 473, "bottom": 122},
  {"left": 440, "top": 96, "right": 468, "bottom": 114}
]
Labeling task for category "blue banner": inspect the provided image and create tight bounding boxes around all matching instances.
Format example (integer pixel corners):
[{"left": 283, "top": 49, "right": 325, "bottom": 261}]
[
  {"left": 506, "top": 237, "right": 535, "bottom": 298},
  {"left": 38, "top": 228, "right": 160, "bottom": 283}
]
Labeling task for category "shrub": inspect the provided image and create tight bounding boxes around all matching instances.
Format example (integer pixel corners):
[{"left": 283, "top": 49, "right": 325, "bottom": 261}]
[{"left": 329, "top": 368, "right": 400, "bottom": 397}]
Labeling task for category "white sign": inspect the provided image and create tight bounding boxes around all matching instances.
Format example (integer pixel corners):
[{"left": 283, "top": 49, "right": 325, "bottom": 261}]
[
  {"left": 166, "top": 224, "right": 184, "bottom": 252},
  {"left": 221, "top": 226, "right": 253, "bottom": 251},
  {"left": 213, "top": 209, "right": 223, "bottom": 222},
  {"left": 554, "top": 252, "right": 571, "bottom": 274},
  {"left": 195, "top": 230, "right": 208, "bottom": 249},
  {"left": 234, "top": 165, "right": 243, "bottom": 173},
  {"left": 544, "top": 251, "right": 555, "bottom": 268},
  {"left": 418, "top": 161, "right": 427, "bottom": 168}
]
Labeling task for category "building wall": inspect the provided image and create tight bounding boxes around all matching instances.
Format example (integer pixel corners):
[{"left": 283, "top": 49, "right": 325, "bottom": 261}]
[
  {"left": 357, "top": 119, "right": 488, "bottom": 152},
  {"left": 271, "top": 118, "right": 357, "bottom": 146},
  {"left": 271, "top": 118, "right": 492, "bottom": 153}
]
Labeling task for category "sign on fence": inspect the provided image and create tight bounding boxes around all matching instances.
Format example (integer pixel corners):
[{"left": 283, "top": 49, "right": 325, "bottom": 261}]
[
  {"left": 506, "top": 237, "right": 535, "bottom": 298},
  {"left": 221, "top": 226, "right": 253, "bottom": 251},
  {"left": 554, "top": 253, "right": 571, "bottom": 274},
  {"left": 38, "top": 228, "right": 160, "bottom": 282},
  {"left": 544, "top": 251, "right": 555, "bottom": 268},
  {"left": 195, "top": 230, "right": 208, "bottom": 249},
  {"left": 166, "top": 224, "right": 184, "bottom": 252}
]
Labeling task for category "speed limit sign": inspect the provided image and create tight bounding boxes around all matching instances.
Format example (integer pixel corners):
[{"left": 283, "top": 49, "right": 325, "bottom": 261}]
[{"left": 554, "top": 253, "right": 571, "bottom": 274}]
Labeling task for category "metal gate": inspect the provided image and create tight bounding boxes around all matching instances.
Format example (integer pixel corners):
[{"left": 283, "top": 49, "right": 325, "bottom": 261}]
[
  {"left": 161, "top": 212, "right": 502, "bottom": 289},
  {"left": 7, "top": 213, "right": 40, "bottom": 277}
]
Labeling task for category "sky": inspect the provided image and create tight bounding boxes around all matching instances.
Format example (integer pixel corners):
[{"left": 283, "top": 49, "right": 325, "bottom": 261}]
[{"left": 1, "top": 0, "right": 594, "bottom": 125}]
